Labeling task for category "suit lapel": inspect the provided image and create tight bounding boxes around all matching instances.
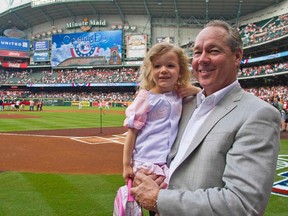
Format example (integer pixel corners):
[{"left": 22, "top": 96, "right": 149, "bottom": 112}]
[{"left": 178, "top": 85, "right": 243, "bottom": 166}]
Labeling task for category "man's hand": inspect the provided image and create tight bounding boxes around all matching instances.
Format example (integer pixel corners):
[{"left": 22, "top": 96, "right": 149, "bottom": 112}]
[
  {"left": 133, "top": 168, "right": 167, "bottom": 188},
  {"left": 130, "top": 171, "right": 159, "bottom": 212},
  {"left": 130, "top": 169, "right": 167, "bottom": 212}
]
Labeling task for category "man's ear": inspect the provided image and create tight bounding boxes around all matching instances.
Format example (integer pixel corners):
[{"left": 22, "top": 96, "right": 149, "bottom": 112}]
[{"left": 235, "top": 48, "right": 243, "bottom": 67}]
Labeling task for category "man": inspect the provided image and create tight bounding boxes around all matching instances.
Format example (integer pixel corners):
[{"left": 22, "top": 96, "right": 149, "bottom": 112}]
[
  {"left": 29, "top": 99, "right": 35, "bottom": 111},
  {"left": 0, "top": 98, "right": 3, "bottom": 111},
  {"left": 130, "top": 20, "right": 280, "bottom": 216}
]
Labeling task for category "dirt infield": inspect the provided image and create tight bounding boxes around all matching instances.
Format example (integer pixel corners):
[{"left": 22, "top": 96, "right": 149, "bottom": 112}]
[
  {"left": 0, "top": 127, "right": 127, "bottom": 175},
  {"left": 1, "top": 126, "right": 287, "bottom": 175}
]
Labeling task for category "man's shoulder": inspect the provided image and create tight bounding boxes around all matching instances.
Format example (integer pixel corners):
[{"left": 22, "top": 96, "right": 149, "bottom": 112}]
[{"left": 182, "top": 95, "right": 196, "bottom": 104}]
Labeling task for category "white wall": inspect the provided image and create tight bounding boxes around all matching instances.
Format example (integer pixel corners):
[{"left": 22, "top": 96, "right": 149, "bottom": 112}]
[
  {"left": 26, "top": 14, "right": 150, "bottom": 37},
  {"left": 0, "top": 0, "right": 30, "bottom": 14}
]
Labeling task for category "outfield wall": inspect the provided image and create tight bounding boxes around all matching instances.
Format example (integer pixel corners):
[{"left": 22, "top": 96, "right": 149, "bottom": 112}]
[{"left": 3, "top": 98, "right": 132, "bottom": 107}]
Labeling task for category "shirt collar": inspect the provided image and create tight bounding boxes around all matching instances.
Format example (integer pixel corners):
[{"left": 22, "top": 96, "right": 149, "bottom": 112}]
[{"left": 196, "top": 80, "right": 239, "bottom": 107}]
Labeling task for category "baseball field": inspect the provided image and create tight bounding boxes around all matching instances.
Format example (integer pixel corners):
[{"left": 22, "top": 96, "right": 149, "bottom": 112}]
[{"left": 0, "top": 106, "right": 287, "bottom": 215}]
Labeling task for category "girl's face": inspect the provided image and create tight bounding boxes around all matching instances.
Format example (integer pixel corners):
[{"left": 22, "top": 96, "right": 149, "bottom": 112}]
[{"left": 150, "top": 50, "right": 180, "bottom": 94}]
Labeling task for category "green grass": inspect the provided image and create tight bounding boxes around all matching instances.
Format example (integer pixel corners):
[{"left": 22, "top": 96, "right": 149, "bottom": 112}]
[
  {"left": 0, "top": 106, "right": 287, "bottom": 215},
  {"left": 265, "top": 139, "right": 288, "bottom": 216},
  {"left": 0, "top": 172, "right": 123, "bottom": 216},
  {"left": 0, "top": 106, "right": 126, "bottom": 132}
]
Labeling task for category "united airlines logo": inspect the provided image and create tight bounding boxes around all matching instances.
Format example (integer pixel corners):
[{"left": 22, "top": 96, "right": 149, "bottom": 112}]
[{"left": 272, "top": 155, "right": 288, "bottom": 197}]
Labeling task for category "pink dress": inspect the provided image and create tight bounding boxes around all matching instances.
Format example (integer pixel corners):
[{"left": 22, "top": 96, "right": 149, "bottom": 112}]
[{"left": 124, "top": 89, "right": 182, "bottom": 183}]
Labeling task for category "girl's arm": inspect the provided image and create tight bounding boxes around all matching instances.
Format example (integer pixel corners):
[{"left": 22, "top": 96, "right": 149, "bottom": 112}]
[
  {"left": 177, "top": 84, "right": 201, "bottom": 98},
  {"left": 123, "top": 127, "right": 139, "bottom": 183}
]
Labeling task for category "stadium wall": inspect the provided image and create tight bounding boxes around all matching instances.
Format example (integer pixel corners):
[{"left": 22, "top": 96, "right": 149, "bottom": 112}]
[{"left": 27, "top": 13, "right": 202, "bottom": 46}]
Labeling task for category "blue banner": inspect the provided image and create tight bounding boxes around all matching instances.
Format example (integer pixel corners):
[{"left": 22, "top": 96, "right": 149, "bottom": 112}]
[
  {"left": 241, "top": 51, "right": 288, "bottom": 64},
  {"left": 51, "top": 30, "right": 122, "bottom": 67},
  {"left": 33, "top": 52, "right": 50, "bottom": 62},
  {"left": 0, "top": 36, "right": 30, "bottom": 52},
  {"left": 33, "top": 41, "right": 49, "bottom": 51}
]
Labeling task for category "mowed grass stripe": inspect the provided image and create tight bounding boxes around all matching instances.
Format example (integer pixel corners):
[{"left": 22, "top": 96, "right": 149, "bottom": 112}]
[
  {"left": 0, "top": 172, "right": 124, "bottom": 216},
  {"left": 22, "top": 173, "right": 98, "bottom": 216},
  {"left": 0, "top": 172, "right": 56, "bottom": 216},
  {"left": 0, "top": 107, "right": 126, "bottom": 132}
]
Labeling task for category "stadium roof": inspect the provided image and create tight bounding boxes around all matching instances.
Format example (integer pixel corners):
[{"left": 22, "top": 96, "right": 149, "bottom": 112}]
[{"left": 0, "top": 0, "right": 285, "bottom": 34}]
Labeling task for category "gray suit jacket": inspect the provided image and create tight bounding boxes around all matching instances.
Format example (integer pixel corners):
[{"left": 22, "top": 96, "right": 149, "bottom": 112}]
[{"left": 158, "top": 85, "right": 280, "bottom": 216}]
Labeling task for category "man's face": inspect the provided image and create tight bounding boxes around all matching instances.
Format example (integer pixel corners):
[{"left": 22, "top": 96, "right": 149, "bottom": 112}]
[{"left": 192, "top": 26, "right": 242, "bottom": 96}]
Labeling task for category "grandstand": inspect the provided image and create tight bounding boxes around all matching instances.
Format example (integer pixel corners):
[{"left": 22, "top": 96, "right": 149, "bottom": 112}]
[{"left": 0, "top": 0, "right": 287, "bottom": 108}]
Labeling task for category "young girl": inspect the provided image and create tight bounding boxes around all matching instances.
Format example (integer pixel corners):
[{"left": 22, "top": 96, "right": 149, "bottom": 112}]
[{"left": 122, "top": 42, "right": 200, "bottom": 185}]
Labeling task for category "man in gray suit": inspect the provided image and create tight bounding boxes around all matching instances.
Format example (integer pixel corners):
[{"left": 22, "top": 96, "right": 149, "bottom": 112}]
[{"left": 131, "top": 20, "right": 281, "bottom": 216}]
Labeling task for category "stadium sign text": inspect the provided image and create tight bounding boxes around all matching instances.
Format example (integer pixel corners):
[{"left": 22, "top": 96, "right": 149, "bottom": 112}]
[{"left": 66, "top": 19, "right": 106, "bottom": 30}]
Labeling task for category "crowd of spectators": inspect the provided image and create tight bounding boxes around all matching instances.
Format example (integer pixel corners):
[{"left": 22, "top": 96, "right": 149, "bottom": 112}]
[
  {"left": 240, "top": 61, "right": 288, "bottom": 77},
  {"left": 239, "top": 13, "right": 288, "bottom": 47},
  {"left": 0, "top": 67, "right": 139, "bottom": 84},
  {"left": 46, "top": 68, "right": 139, "bottom": 84},
  {"left": 0, "top": 90, "right": 135, "bottom": 103},
  {"left": 0, "top": 60, "right": 287, "bottom": 85},
  {"left": 27, "top": 91, "right": 135, "bottom": 103},
  {"left": 245, "top": 85, "right": 288, "bottom": 103},
  {"left": 245, "top": 85, "right": 288, "bottom": 131},
  {"left": 1, "top": 85, "right": 287, "bottom": 104},
  {"left": 2, "top": 84, "right": 288, "bottom": 132},
  {"left": 0, "top": 70, "right": 32, "bottom": 84}
]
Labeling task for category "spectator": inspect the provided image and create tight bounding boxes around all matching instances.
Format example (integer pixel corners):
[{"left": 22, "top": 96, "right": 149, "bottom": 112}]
[
  {"left": 29, "top": 99, "right": 35, "bottom": 111},
  {"left": 0, "top": 98, "right": 3, "bottom": 111}
]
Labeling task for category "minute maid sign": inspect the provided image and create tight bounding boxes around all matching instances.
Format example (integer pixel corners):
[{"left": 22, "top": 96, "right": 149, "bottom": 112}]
[{"left": 66, "top": 18, "right": 106, "bottom": 31}]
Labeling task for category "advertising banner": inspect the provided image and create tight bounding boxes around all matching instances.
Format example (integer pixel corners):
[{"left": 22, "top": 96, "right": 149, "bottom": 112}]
[
  {"left": 241, "top": 51, "right": 288, "bottom": 64},
  {"left": 126, "top": 35, "right": 147, "bottom": 58},
  {"left": 51, "top": 30, "right": 122, "bottom": 67},
  {"left": 1, "top": 62, "right": 28, "bottom": 68},
  {"left": 156, "top": 36, "right": 175, "bottom": 44},
  {"left": 33, "top": 52, "right": 50, "bottom": 62},
  {"left": 0, "top": 50, "right": 30, "bottom": 58},
  {"left": 0, "top": 36, "right": 30, "bottom": 52},
  {"left": 33, "top": 41, "right": 49, "bottom": 51},
  {"left": 41, "top": 98, "right": 64, "bottom": 106},
  {"left": 27, "top": 82, "right": 137, "bottom": 87}
]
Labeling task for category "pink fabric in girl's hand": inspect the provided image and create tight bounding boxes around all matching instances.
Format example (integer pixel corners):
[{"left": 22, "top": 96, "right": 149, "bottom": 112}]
[
  {"left": 113, "top": 179, "right": 142, "bottom": 216},
  {"left": 127, "top": 178, "right": 134, "bottom": 202}
]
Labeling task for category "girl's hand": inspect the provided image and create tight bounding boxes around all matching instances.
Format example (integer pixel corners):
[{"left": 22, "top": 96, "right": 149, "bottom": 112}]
[
  {"left": 178, "top": 84, "right": 201, "bottom": 98},
  {"left": 123, "top": 165, "right": 134, "bottom": 183}
]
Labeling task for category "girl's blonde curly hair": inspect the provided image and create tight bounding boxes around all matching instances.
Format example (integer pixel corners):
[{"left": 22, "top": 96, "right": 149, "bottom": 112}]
[{"left": 138, "top": 42, "right": 191, "bottom": 91}]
